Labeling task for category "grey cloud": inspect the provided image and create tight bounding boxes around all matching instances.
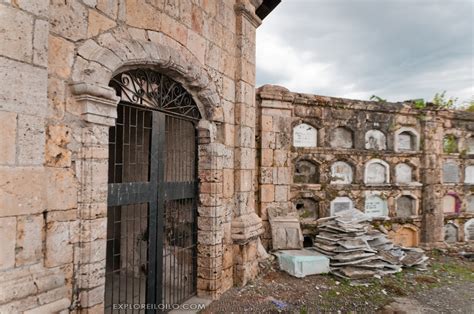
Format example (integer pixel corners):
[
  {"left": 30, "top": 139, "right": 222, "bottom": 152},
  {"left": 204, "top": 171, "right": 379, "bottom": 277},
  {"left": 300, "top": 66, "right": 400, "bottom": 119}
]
[{"left": 257, "top": 0, "right": 473, "bottom": 103}]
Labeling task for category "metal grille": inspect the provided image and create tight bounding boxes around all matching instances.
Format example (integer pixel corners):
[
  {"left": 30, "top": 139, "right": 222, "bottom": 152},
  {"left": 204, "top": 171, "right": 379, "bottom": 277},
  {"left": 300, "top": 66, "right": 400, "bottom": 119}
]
[
  {"left": 106, "top": 69, "right": 199, "bottom": 313},
  {"left": 110, "top": 69, "right": 201, "bottom": 120},
  {"left": 105, "top": 203, "right": 149, "bottom": 311},
  {"left": 162, "top": 116, "right": 197, "bottom": 305},
  {"left": 108, "top": 104, "right": 152, "bottom": 183},
  {"left": 105, "top": 104, "right": 153, "bottom": 314}
]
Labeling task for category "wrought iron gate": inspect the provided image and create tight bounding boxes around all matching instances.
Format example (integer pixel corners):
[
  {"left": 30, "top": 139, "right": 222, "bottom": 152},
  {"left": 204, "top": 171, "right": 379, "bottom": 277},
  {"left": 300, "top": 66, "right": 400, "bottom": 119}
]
[{"left": 105, "top": 69, "right": 200, "bottom": 313}]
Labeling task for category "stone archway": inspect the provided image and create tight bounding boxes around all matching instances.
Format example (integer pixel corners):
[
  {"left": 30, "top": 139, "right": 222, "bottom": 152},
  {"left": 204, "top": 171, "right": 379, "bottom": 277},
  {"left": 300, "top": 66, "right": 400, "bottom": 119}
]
[{"left": 68, "top": 29, "right": 236, "bottom": 308}]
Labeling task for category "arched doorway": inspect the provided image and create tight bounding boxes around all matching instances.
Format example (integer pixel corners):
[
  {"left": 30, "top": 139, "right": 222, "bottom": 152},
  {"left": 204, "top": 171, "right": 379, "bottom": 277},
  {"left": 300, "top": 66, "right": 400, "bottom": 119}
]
[{"left": 105, "top": 69, "right": 200, "bottom": 310}]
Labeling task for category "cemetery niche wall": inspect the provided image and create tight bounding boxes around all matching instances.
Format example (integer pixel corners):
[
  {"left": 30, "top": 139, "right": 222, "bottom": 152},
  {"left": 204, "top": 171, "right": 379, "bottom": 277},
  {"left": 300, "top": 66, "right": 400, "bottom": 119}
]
[
  {"left": 256, "top": 85, "right": 474, "bottom": 251},
  {"left": 0, "top": 0, "right": 281, "bottom": 312}
]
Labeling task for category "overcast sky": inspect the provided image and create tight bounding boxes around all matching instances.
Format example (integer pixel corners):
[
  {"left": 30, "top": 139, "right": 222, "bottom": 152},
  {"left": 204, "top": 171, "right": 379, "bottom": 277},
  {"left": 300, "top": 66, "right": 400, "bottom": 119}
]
[{"left": 256, "top": 0, "right": 473, "bottom": 104}]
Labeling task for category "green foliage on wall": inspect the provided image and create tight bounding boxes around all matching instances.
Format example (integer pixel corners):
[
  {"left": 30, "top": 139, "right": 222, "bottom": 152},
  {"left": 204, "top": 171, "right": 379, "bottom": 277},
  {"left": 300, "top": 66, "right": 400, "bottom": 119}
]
[
  {"left": 370, "top": 95, "right": 387, "bottom": 102},
  {"left": 413, "top": 99, "right": 426, "bottom": 109},
  {"left": 460, "top": 99, "right": 474, "bottom": 112},
  {"left": 432, "top": 91, "right": 458, "bottom": 109},
  {"left": 443, "top": 134, "right": 458, "bottom": 153},
  {"left": 368, "top": 92, "right": 465, "bottom": 110}
]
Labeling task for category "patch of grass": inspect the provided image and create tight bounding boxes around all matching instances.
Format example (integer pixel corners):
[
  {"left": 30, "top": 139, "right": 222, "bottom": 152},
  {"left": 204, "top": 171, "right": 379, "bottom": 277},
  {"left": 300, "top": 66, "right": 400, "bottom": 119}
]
[
  {"left": 382, "top": 281, "right": 408, "bottom": 296},
  {"left": 431, "top": 262, "right": 474, "bottom": 281},
  {"left": 430, "top": 248, "right": 443, "bottom": 257},
  {"left": 319, "top": 279, "right": 393, "bottom": 308},
  {"left": 414, "top": 275, "right": 438, "bottom": 284}
]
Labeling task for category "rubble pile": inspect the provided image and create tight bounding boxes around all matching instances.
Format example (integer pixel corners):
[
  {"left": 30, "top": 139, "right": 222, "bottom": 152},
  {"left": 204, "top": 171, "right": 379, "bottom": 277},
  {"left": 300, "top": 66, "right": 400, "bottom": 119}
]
[{"left": 310, "top": 209, "right": 429, "bottom": 279}]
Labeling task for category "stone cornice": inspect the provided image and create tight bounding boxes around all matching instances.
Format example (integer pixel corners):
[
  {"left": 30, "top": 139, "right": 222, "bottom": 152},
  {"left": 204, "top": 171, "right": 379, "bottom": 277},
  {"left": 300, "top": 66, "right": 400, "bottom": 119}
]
[
  {"left": 70, "top": 82, "right": 117, "bottom": 100},
  {"left": 70, "top": 82, "right": 120, "bottom": 126},
  {"left": 256, "top": 84, "right": 474, "bottom": 121},
  {"left": 235, "top": 3, "right": 262, "bottom": 28}
]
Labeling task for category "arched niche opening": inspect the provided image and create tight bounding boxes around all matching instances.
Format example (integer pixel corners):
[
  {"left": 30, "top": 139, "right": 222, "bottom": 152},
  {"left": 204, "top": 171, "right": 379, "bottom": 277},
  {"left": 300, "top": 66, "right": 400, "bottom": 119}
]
[
  {"left": 330, "top": 127, "right": 354, "bottom": 149},
  {"left": 293, "top": 198, "right": 319, "bottom": 220},
  {"left": 293, "top": 123, "right": 317, "bottom": 148},
  {"left": 467, "top": 137, "right": 474, "bottom": 154},
  {"left": 443, "top": 134, "right": 458, "bottom": 153},
  {"left": 364, "top": 159, "right": 390, "bottom": 184},
  {"left": 444, "top": 223, "right": 458, "bottom": 243},
  {"left": 396, "top": 195, "right": 416, "bottom": 217},
  {"left": 467, "top": 194, "right": 474, "bottom": 213},
  {"left": 391, "top": 226, "right": 419, "bottom": 247},
  {"left": 294, "top": 160, "right": 319, "bottom": 184},
  {"left": 330, "top": 161, "right": 354, "bottom": 184},
  {"left": 365, "top": 129, "right": 386, "bottom": 150},
  {"left": 395, "top": 163, "right": 414, "bottom": 184},
  {"left": 395, "top": 128, "right": 419, "bottom": 152},
  {"left": 464, "top": 165, "right": 474, "bottom": 184},
  {"left": 442, "top": 194, "right": 460, "bottom": 213},
  {"left": 364, "top": 194, "right": 388, "bottom": 217},
  {"left": 330, "top": 197, "right": 353, "bottom": 216},
  {"left": 464, "top": 219, "right": 474, "bottom": 241},
  {"left": 442, "top": 161, "right": 460, "bottom": 183}
]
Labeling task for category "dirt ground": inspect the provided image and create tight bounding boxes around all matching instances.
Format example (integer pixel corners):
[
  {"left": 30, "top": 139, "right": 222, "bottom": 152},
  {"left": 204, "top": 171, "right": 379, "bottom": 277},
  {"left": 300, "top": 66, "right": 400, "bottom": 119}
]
[{"left": 203, "top": 250, "right": 474, "bottom": 313}]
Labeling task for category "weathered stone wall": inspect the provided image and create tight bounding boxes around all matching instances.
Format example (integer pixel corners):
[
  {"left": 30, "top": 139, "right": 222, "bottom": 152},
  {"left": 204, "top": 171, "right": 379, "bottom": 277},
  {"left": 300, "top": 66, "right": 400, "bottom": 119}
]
[
  {"left": 0, "top": 0, "right": 267, "bottom": 312},
  {"left": 256, "top": 85, "right": 474, "bottom": 250}
]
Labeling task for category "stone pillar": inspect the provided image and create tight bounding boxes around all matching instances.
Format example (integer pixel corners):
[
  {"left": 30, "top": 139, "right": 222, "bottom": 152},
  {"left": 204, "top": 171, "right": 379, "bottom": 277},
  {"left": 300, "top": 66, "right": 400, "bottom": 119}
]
[
  {"left": 70, "top": 83, "right": 119, "bottom": 312},
  {"left": 196, "top": 121, "right": 226, "bottom": 299},
  {"left": 231, "top": 0, "right": 263, "bottom": 286},
  {"left": 420, "top": 117, "right": 444, "bottom": 244},
  {"left": 256, "top": 85, "right": 294, "bottom": 249}
]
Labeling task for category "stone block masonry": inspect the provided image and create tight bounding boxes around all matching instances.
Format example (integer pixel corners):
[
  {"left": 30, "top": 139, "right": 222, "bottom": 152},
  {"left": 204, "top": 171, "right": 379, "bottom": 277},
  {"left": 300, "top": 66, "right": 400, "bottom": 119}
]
[
  {"left": 4, "top": 0, "right": 470, "bottom": 312},
  {"left": 0, "top": 0, "right": 278, "bottom": 312},
  {"left": 256, "top": 85, "right": 474, "bottom": 251}
]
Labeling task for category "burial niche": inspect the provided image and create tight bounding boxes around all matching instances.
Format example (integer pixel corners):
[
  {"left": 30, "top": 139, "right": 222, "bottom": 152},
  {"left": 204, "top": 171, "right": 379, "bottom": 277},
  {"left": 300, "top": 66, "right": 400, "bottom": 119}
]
[
  {"left": 442, "top": 161, "right": 460, "bottom": 183},
  {"left": 365, "top": 130, "right": 386, "bottom": 150},
  {"left": 442, "top": 194, "right": 458, "bottom": 213},
  {"left": 330, "top": 197, "right": 353, "bottom": 216},
  {"left": 464, "top": 165, "right": 474, "bottom": 184},
  {"left": 392, "top": 226, "right": 419, "bottom": 247},
  {"left": 465, "top": 219, "right": 474, "bottom": 241},
  {"left": 396, "top": 195, "right": 416, "bottom": 217},
  {"left": 444, "top": 223, "right": 458, "bottom": 243},
  {"left": 330, "top": 127, "right": 353, "bottom": 149},
  {"left": 467, "top": 195, "right": 474, "bottom": 213},
  {"left": 294, "top": 160, "right": 319, "bottom": 184},
  {"left": 396, "top": 128, "right": 418, "bottom": 151},
  {"left": 330, "top": 161, "right": 353, "bottom": 184},
  {"left": 364, "top": 195, "right": 388, "bottom": 217},
  {"left": 294, "top": 198, "right": 319, "bottom": 220},
  {"left": 365, "top": 159, "right": 389, "bottom": 184},
  {"left": 467, "top": 137, "right": 474, "bottom": 154},
  {"left": 293, "top": 123, "right": 317, "bottom": 147},
  {"left": 395, "top": 163, "right": 413, "bottom": 184}
]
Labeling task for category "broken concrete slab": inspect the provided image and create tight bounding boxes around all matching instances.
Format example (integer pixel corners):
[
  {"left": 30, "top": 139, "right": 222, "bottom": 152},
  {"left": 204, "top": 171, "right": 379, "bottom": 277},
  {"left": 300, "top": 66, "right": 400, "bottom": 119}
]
[
  {"left": 268, "top": 207, "right": 303, "bottom": 250},
  {"left": 312, "top": 208, "right": 428, "bottom": 279}
]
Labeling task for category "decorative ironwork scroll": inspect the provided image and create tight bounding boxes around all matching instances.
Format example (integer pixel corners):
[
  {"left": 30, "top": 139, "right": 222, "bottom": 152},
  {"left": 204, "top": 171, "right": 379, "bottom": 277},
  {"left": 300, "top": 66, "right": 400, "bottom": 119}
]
[{"left": 110, "top": 69, "right": 201, "bottom": 120}]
